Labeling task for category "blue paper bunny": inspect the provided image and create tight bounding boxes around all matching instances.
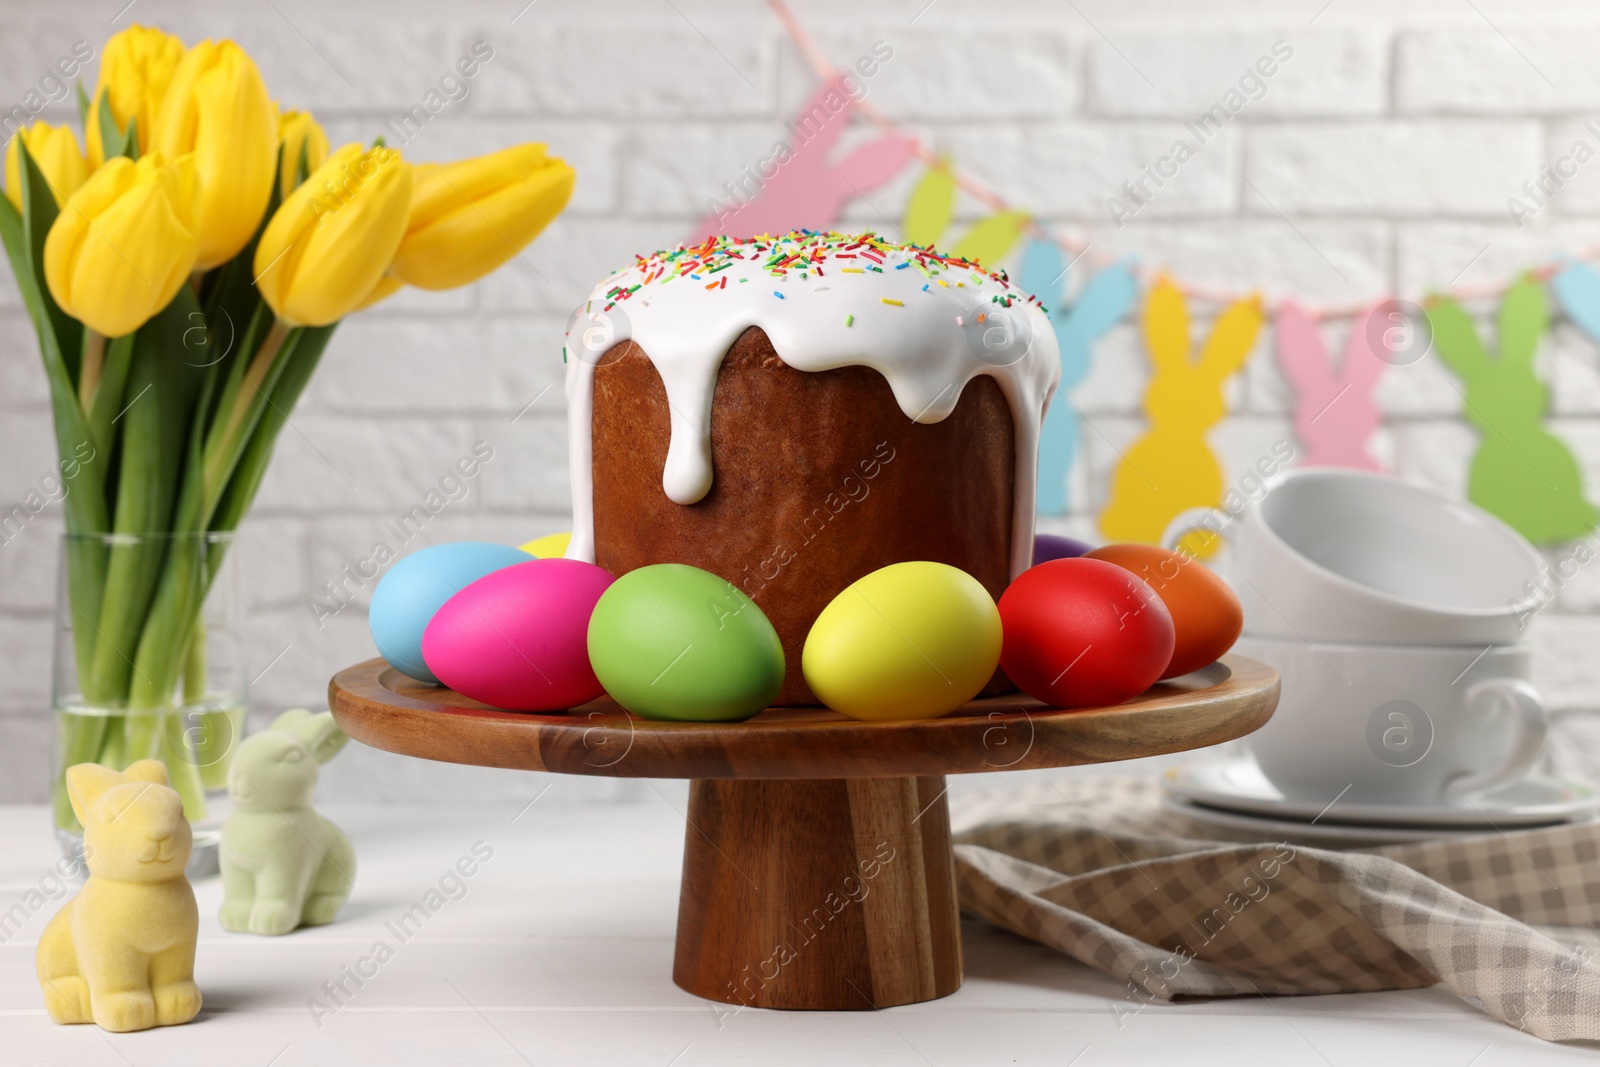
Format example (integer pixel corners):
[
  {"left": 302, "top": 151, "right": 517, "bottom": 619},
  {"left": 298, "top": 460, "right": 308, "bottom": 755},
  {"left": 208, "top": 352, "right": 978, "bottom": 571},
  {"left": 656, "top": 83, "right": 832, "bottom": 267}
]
[{"left": 1017, "top": 240, "right": 1138, "bottom": 516}]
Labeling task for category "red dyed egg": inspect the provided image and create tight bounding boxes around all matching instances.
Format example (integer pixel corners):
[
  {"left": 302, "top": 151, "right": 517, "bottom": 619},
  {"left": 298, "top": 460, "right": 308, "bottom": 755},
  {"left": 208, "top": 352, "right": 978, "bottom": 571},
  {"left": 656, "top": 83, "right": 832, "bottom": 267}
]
[{"left": 997, "top": 558, "right": 1175, "bottom": 708}]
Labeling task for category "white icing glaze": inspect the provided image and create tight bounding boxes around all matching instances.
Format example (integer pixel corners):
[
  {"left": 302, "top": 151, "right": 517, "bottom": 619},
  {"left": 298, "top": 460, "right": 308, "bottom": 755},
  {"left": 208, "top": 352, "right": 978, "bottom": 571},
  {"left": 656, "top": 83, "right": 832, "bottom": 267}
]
[{"left": 562, "top": 233, "right": 1061, "bottom": 580}]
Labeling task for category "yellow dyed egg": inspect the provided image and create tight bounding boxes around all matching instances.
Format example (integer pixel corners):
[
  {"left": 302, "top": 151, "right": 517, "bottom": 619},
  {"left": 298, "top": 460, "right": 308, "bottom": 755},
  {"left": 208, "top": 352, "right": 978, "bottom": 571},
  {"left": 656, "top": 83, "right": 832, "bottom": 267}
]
[
  {"left": 520, "top": 531, "right": 572, "bottom": 558},
  {"left": 803, "top": 562, "right": 1002, "bottom": 721}
]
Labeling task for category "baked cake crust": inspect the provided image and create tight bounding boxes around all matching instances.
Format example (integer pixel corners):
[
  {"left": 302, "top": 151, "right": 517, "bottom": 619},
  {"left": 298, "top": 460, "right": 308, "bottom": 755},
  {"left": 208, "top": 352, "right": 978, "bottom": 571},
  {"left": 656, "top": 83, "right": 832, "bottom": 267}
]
[{"left": 591, "top": 326, "right": 1015, "bottom": 704}]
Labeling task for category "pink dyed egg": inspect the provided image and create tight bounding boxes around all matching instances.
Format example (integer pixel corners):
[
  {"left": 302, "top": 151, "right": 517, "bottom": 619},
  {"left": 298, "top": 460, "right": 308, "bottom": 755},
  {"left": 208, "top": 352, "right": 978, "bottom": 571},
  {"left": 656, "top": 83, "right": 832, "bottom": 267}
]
[{"left": 421, "top": 558, "right": 614, "bottom": 712}]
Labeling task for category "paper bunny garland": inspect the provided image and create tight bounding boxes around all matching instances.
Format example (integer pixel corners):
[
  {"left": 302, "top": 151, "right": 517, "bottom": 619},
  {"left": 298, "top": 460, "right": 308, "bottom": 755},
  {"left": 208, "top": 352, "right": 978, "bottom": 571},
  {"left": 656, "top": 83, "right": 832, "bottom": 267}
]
[
  {"left": 1018, "top": 239, "right": 1138, "bottom": 515},
  {"left": 1553, "top": 261, "right": 1600, "bottom": 342},
  {"left": 1428, "top": 277, "right": 1598, "bottom": 543},
  {"left": 1275, "top": 300, "right": 1387, "bottom": 471},
  {"left": 1101, "top": 277, "right": 1263, "bottom": 556},
  {"left": 694, "top": 77, "right": 917, "bottom": 239},
  {"left": 690, "top": 124, "right": 1600, "bottom": 546},
  {"left": 902, "top": 163, "right": 1030, "bottom": 276}
]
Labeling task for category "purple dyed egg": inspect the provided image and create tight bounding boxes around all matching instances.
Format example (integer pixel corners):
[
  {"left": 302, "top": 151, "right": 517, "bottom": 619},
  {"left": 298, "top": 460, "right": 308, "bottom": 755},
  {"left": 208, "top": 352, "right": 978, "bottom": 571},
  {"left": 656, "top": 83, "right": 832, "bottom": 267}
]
[{"left": 1032, "top": 534, "right": 1094, "bottom": 567}]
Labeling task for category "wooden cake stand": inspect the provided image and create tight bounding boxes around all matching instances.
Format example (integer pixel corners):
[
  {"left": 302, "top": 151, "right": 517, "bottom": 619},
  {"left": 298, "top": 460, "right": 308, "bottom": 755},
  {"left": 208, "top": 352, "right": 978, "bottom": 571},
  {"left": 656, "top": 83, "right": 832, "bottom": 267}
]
[{"left": 329, "top": 655, "right": 1277, "bottom": 1011}]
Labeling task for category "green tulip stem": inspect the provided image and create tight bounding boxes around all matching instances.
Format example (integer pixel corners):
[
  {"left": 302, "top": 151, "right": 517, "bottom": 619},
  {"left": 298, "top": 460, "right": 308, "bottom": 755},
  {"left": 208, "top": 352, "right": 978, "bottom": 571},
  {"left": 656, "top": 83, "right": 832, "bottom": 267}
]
[
  {"left": 205, "top": 317, "right": 290, "bottom": 500},
  {"left": 244, "top": 321, "right": 292, "bottom": 391},
  {"left": 78, "top": 330, "right": 105, "bottom": 414},
  {"left": 183, "top": 620, "right": 207, "bottom": 704}
]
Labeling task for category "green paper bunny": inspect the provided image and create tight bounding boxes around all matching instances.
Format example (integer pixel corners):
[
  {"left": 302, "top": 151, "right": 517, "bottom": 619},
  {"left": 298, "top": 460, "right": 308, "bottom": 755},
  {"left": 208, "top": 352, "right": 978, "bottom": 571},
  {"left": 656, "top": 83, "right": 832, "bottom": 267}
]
[
  {"left": 219, "top": 709, "right": 354, "bottom": 936},
  {"left": 1427, "top": 276, "right": 1598, "bottom": 544}
]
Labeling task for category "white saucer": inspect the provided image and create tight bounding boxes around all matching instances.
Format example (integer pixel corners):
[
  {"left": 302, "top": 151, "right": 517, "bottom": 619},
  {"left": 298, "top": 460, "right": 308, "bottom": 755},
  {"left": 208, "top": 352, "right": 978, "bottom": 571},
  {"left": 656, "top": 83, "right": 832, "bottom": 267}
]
[
  {"left": 1159, "top": 797, "right": 1486, "bottom": 848},
  {"left": 1162, "top": 757, "right": 1600, "bottom": 829}
]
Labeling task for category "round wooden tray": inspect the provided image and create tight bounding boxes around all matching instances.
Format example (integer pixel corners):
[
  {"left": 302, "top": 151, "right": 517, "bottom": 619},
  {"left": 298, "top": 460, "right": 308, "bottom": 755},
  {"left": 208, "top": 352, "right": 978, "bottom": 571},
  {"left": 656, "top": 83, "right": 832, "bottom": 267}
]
[{"left": 329, "top": 654, "right": 1278, "bottom": 1011}]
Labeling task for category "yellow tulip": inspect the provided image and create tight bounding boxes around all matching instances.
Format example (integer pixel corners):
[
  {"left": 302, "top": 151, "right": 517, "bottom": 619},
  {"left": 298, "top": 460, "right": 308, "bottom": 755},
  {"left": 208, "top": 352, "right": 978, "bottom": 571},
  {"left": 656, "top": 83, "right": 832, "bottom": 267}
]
[
  {"left": 387, "top": 144, "right": 574, "bottom": 290},
  {"left": 44, "top": 152, "right": 200, "bottom": 338},
  {"left": 86, "top": 25, "right": 185, "bottom": 167},
  {"left": 350, "top": 162, "right": 438, "bottom": 311},
  {"left": 276, "top": 108, "right": 330, "bottom": 195},
  {"left": 5, "top": 122, "right": 90, "bottom": 210},
  {"left": 354, "top": 275, "right": 404, "bottom": 311},
  {"left": 154, "top": 39, "right": 277, "bottom": 270},
  {"left": 254, "top": 144, "right": 412, "bottom": 327}
]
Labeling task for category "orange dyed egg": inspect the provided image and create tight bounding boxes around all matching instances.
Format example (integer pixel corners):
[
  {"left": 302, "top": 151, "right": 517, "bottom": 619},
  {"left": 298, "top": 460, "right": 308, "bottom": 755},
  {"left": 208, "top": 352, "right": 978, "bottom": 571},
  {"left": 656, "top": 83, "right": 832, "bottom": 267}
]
[{"left": 1084, "top": 543, "right": 1242, "bottom": 678}]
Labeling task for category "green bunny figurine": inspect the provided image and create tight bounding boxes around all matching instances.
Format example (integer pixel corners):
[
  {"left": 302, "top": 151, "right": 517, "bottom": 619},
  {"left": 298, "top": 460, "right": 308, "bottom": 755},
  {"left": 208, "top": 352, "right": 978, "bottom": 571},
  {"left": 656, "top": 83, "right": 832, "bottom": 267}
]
[
  {"left": 219, "top": 709, "right": 355, "bottom": 935},
  {"left": 1427, "top": 276, "right": 1599, "bottom": 544}
]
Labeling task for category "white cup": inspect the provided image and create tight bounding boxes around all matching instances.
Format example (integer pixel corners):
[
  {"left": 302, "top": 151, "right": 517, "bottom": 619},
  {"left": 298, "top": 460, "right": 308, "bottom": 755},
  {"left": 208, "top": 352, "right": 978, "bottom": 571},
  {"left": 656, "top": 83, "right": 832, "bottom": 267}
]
[
  {"left": 1164, "top": 468, "right": 1545, "bottom": 646},
  {"left": 1237, "top": 635, "right": 1548, "bottom": 807}
]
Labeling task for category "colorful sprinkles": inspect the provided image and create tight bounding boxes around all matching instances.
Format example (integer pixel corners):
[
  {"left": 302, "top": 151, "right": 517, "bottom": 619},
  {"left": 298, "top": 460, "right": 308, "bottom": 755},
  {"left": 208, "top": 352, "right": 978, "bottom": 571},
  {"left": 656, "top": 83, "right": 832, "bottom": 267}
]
[{"left": 589, "top": 230, "right": 1046, "bottom": 321}]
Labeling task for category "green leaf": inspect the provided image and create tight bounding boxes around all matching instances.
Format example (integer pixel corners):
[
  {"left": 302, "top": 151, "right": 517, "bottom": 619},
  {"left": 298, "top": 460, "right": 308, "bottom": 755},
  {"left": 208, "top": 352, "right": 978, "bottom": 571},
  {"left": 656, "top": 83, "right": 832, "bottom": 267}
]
[
  {"left": 903, "top": 164, "right": 956, "bottom": 248},
  {"left": 96, "top": 92, "right": 138, "bottom": 162},
  {"left": 0, "top": 190, "right": 53, "bottom": 365},
  {"left": 951, "top": 211, "right": 1031, "bottom": 270},
  {"left": 294, "top": 138, "right": 311, "bottom": 191},
  {"left": 76, "top": 80, "right": 90, "bottom": 130},
  {"left": 15, "top": 139, "right": 83, "bottom": 381},
  {"left": 5, "top": 142, "right": 110, "bottom": 702},
  {"left": 96, "top": 92, "right": 124, "bottom": 161},
  {"left": 9, "top": 141, "right": 100, "bottom": 524}
]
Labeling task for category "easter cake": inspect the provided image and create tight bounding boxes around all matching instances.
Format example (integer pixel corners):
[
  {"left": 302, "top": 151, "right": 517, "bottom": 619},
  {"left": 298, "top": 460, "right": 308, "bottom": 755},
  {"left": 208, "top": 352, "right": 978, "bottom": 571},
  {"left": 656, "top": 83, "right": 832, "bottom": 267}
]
[{"left": 563, "top": 231, "right": 1060, "bottom": 705}]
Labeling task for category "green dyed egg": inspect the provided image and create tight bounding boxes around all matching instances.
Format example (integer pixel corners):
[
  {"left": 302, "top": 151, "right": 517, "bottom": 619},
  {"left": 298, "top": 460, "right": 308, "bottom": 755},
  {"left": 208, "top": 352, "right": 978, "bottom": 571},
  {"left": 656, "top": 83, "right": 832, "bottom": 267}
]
[{"left": 586, "top": 564, "right": 785, "bottom": 722}]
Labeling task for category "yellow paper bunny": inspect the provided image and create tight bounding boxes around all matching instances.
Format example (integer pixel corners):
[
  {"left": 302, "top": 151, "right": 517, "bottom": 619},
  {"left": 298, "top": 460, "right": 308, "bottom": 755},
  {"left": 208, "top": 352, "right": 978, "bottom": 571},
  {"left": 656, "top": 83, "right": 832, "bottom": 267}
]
[
  {"left": 36, "top": 760, "right": 202, "bottom": 1032},
  {"left": 1100, "top": 276, "right": 1263, "bottom": 557}
]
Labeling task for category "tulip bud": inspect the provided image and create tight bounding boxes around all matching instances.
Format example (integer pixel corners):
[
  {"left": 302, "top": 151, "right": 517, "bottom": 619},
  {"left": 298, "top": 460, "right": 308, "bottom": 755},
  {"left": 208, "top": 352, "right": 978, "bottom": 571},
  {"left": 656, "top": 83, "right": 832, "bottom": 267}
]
[
  {"left": 276, "top": 108, "right": 330, "bottom": 195},
  {"left": 43, "top": 152, "right": 200, "bottom": 338},
  {"left": 86, "top": 25, "right": 186, "bottom": 167},
  {"left": 5, "top": 122, "right": 90, "bottom": 210},
  {"left": 154, "top": 39, "right": 276, "bottom": 270},
  {"left": 355, "top": 275, "right": 404, "bottom": 312},
  {"left": 350, "top": 163, "right": 441, "bottom": 312},
  {"left": 254, "top": 144, "right": 413, "bottom": 327},
  {"left": 387, "top": 144, "right": 574, "bottom": 290}
]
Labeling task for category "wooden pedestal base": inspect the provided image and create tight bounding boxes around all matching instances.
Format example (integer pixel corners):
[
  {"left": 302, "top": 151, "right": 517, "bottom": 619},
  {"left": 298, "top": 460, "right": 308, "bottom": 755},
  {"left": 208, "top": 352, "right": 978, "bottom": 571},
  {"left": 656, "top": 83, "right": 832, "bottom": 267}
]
[
  {"left": 330, "top": 656, "right": 1279, "bottom": 1012},
  {"left": 672, "top": 776, "right": 962, "bottom": 1011}
]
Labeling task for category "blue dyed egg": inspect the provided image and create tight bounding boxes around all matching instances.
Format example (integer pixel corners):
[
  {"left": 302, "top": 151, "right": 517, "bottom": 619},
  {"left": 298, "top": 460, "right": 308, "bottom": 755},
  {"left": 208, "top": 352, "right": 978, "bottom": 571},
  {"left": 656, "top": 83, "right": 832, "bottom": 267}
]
[{"left": 369, "top": 541, "right": 532, "bottom": 683}]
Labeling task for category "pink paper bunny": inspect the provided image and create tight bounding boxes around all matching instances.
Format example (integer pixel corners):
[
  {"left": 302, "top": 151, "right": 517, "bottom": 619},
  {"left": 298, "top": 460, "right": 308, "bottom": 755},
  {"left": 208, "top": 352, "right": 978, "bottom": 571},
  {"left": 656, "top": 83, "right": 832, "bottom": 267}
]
[
  {"left": 693, "top": 78, "right": 917, "bottom": 239},
  {"left": 1275, "top": 300, "right": 1386, "bottom": 470}
]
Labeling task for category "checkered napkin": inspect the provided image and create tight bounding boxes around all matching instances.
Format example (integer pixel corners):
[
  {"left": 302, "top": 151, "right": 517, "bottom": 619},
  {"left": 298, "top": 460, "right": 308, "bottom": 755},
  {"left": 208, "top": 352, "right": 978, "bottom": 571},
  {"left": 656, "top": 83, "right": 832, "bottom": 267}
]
[{"left": 950, "top": 774, "right": 1600, "bottom": 1042}]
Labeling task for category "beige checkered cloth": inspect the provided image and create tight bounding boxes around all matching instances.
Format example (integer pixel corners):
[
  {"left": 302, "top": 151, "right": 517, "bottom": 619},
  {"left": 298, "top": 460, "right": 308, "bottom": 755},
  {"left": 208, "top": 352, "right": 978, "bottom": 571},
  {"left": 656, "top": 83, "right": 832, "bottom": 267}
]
[{"left": 951, "top": 774, "right": 1600, "bottom": 1043}]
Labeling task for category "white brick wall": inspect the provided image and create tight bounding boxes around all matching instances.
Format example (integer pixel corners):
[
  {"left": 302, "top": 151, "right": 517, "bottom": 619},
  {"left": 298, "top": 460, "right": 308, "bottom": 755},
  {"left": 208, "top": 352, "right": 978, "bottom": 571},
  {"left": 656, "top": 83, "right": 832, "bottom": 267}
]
[{"left": 4, "top": 0, "right": 1600, "bottom": 801}]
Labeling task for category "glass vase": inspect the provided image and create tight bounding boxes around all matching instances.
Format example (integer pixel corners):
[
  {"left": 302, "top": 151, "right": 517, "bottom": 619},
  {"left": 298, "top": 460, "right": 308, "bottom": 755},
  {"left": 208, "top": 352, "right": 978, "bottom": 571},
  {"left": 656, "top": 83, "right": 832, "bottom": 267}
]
[{"left": 51, "top": 531, "right": 246, "bottom": 877}]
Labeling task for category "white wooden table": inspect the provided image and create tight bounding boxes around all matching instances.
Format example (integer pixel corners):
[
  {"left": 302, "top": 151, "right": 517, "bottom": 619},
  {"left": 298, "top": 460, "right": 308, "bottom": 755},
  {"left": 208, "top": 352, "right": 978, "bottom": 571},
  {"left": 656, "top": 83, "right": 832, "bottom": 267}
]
[{"left": 2, "top": 795, "right": 1595, "bottom": 1066}]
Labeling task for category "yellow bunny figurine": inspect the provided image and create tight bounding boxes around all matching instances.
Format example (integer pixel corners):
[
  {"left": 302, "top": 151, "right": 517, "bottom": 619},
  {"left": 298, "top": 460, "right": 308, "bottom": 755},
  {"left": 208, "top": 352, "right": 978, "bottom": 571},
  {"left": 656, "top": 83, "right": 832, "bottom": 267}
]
[{"left": 36, "top": 760, "right": 202, "bottom": 1032}]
